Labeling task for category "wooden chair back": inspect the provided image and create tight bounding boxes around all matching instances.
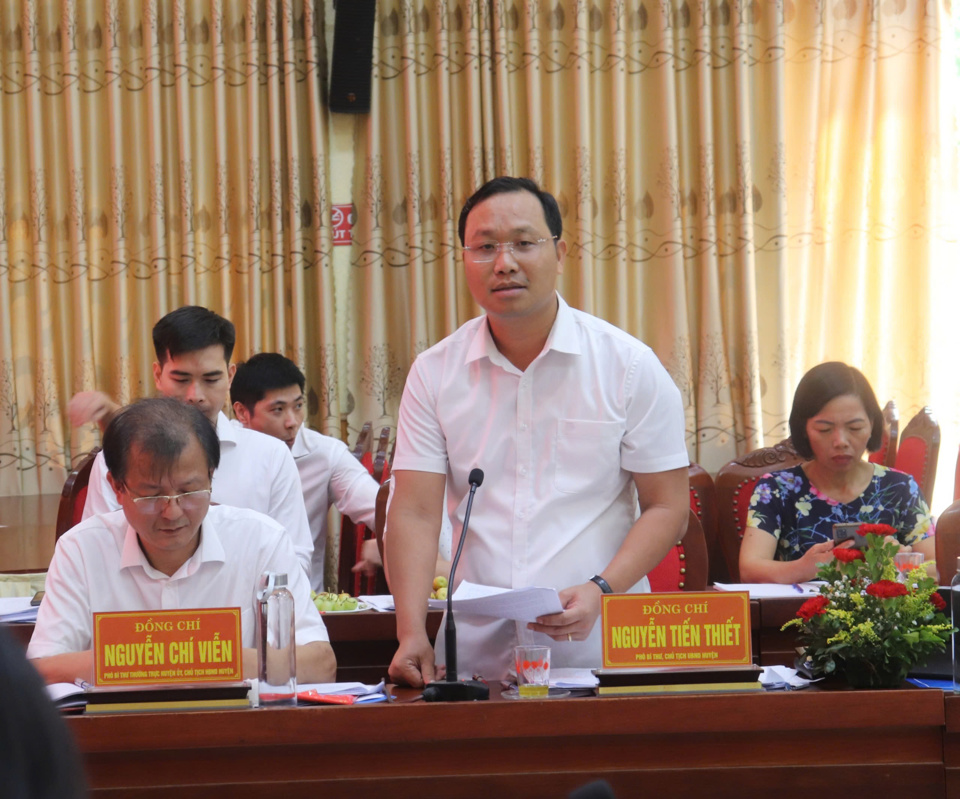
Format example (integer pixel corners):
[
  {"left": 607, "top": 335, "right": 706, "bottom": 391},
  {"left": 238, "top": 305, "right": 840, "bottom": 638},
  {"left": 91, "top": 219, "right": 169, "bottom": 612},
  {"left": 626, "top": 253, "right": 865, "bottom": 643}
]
[
  {"left": 715, "top": 439, "right": 805, "bottom": 582},
  {"left": 868, "top": 400, "right": 899, "bottom": 468},
  {"left": 935, "top": 498, "right": 960, "bottom": 585},
  {"left": 647, "top": 509, "right": 709, "bottom": 592},
  {"left": 339, "top": 422, "right": 373, "bottom": 594},
  {"left": 374, "top": 478, "right": 391, "bottom": 590},
  {"left": 688, "top": 462, "right": 722, "bottom": 584},
  {"left": 893, "top": 406, "right": 940, "bottom": 501},
  {"left": 372, "top": 426, "right": 391, "bottom": 484},
  {"left": 55, "top": 448, "right": 101, "bottom": 540}
]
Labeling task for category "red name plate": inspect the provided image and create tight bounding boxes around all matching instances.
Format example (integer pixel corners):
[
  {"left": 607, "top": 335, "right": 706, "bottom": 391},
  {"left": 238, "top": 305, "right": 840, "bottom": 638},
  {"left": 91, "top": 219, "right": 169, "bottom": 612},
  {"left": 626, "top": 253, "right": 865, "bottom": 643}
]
[
  {"left": 601, "top": 591, "right": 751, "bottom": 669},
  {"left": 93, "top": 608, "right": 243, "bottom": 687}
]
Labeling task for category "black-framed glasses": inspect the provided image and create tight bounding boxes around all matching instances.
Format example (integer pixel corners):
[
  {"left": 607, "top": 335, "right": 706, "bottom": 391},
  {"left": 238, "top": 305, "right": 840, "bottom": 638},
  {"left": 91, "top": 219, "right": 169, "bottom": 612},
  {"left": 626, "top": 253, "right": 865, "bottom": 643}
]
[
  {"left": 126, "top": 488, "right": 212, "bottom": 514},
  {"left": 462, "top": 236, "right": 559, "bottom": 263}
]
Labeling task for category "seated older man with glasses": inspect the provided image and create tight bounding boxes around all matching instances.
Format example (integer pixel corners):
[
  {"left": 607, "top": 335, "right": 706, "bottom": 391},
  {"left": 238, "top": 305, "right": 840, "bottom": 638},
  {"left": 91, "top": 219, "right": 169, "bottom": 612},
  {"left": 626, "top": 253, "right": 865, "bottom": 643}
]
[{"left": 27, "top": 397, "right": 336, "bottom": 685}]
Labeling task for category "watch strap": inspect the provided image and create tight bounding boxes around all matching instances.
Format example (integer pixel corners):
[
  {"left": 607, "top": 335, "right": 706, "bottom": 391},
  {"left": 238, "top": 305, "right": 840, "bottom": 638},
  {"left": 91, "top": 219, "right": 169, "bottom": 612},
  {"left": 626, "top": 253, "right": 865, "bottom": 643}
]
[{"left": 589, "top": 574, "right": 613, "bottom": 594}]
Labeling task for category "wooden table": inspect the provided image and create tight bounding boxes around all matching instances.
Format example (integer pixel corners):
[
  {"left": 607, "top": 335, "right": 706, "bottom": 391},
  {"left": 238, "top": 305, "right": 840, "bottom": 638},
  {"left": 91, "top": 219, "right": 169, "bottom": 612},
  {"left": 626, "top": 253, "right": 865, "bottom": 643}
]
[
  {"left": 66, "top": 685, "right": 948, "bottom": 798},
  {"left": 0, "top": 493, "right": 59, "bottom": 572}
]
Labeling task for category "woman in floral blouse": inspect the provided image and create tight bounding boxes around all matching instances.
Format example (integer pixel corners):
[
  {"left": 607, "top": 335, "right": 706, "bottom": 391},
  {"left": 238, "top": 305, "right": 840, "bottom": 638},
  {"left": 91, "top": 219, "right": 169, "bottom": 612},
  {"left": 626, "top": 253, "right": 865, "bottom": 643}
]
[{"left": 739, "top": 362, "right": 935, "bottom": 584}]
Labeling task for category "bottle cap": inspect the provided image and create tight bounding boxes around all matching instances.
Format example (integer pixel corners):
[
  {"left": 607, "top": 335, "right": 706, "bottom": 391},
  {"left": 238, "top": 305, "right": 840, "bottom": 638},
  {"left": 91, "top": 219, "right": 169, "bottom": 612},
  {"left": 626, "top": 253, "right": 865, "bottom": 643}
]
[{"left": 257, "top": 571, "right": 288, "bottom": 599}]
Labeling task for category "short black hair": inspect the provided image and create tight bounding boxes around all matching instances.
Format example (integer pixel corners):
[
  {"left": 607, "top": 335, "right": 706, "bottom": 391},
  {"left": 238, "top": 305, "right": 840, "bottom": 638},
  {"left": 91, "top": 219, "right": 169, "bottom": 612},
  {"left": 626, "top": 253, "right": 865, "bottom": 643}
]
[
  {"left": 788, "top": 362, "right": 884, "bottom": 459},
  {"left": 231, "top": 353, "right": 305, "bottom": 413},
  {"left": 457, "top": 176, "right": 562, "bottom": 246},
  {"left": 103, "top": 397, "right": 220, "bottom": 483},
  {"left": 152, "top": 306, "right": 236, "bottom": 366}
]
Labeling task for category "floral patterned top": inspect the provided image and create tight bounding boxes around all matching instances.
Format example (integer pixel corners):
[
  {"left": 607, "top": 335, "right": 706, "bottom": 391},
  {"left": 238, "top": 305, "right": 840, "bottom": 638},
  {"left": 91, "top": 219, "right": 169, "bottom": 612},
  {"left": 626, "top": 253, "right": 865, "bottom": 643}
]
[{"left": 746, "top": 464, "right": 933, "bottom": 562}]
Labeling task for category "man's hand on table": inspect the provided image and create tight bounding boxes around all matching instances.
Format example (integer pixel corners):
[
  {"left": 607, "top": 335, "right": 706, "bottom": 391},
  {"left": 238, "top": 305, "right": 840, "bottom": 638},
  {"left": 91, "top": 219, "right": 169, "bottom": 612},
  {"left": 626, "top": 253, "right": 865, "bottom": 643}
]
[
  {"left": 388, "top": 631, "right": 440, "bottom": 688},
  {"left": 526, "top": 581, "right": 602, "bottom": 642}
]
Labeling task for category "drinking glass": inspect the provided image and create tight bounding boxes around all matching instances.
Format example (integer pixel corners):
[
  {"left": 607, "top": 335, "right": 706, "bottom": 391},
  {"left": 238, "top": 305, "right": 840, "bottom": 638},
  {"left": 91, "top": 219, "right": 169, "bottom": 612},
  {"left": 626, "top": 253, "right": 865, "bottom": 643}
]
[{"left": 514, "top": 645, "right": 551, "bottom": 698}]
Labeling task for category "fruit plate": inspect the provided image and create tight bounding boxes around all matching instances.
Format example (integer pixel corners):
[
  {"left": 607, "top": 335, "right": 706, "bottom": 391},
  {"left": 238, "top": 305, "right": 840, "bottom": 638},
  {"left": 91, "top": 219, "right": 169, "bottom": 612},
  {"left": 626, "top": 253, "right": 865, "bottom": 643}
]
[{"left": 318, "top": 601, "right": 371, "bottom": 614}]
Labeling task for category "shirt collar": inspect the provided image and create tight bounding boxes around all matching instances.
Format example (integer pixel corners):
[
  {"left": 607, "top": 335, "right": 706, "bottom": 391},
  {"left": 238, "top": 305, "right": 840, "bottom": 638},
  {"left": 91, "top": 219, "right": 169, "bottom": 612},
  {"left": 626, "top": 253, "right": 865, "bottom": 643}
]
[
  {"left": 290, "top": 424, "right": 313, "bottom": 459},
  {"left": 464, "top": 292, "right": 581, "bottom": 367},
  {"left": 215, "top": 411, "right": 237, "bottom": 450}
]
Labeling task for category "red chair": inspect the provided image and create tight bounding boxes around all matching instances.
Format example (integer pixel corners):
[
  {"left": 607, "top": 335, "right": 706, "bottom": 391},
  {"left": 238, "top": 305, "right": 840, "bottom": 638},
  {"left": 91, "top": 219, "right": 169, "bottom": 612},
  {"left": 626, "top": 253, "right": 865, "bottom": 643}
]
[
  {"left": 868, "top": 400, "right": 899, "bottom": 468},
  {"left": 647, "top": 509, "right": 709, "bottom": 592},
  {"left": 339, "top": 423, "right": 393, "bottom": 596},
  {"left": 338, "top": 422, "right": 373, "bottom": 594},
  {"left": 893, "top": 406, "right": 940, "bottom": 502},
  {"left": 688, "top": 463, "right": 721, "bottom": 584},
  {"left": 55, "top": 448, "right": 101, "bottom": 540},
  {"left": 714, "top": 439, "right": 805, "bottom": 582}
]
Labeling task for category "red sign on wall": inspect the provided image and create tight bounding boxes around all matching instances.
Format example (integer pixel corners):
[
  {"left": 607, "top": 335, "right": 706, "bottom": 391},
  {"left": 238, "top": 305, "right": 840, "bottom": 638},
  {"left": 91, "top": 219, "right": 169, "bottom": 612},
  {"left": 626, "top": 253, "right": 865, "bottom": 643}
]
[{"left": 332, "top": 204, "right": 354, "bottom": 246}]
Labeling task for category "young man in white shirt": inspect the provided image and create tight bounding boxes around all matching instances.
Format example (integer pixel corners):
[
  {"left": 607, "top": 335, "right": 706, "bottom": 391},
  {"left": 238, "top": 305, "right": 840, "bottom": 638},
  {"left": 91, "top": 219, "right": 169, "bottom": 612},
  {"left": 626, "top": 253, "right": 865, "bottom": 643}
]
[
  {"left": 230, "top": 353, "right": 380, "bottom": 592},
  {"left": 386, "top": 177, "right": 690, "bottom": 685},
  {"left": 29, "top": 398, "right": 336, "bottom": 685},
  {"left": 68, "top": 306, "right": 314, "bottom": 579}
]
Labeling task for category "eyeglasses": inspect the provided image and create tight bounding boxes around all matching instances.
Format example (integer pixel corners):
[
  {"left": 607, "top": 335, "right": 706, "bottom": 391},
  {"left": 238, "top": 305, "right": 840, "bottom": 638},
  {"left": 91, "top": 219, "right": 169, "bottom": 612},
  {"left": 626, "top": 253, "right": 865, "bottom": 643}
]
[
  {"left": 462, "top": 236, "right": 558, "bottom": 263},
  {"left": 126, "top": 488, "right": 212, "bottom": 514}
]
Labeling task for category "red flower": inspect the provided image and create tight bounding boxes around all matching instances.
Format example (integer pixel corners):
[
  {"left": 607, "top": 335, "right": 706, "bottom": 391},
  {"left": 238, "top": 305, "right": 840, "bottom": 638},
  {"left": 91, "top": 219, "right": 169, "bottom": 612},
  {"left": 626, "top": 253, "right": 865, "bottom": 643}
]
[
  {"left": 930, "top": 593, "right": 947, "bottom": 611},
  {"left": 857, "top": 523, "right": 897, "bottom": 538},
  {"left": 866, "top": 580, "right": 908, "bottom": 599},
  {"left": 833, "top": 547, "right": 865, "bottom": 563},
  {"left": 797, "top": 595, "right": 830, "bottom": 620}
]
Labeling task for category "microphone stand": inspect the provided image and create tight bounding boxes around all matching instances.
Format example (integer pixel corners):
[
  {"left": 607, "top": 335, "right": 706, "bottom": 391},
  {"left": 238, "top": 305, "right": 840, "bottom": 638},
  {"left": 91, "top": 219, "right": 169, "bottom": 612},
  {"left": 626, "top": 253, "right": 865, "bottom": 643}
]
[{"left": 422, "top": 468, "right": 489, "bottom": 702}]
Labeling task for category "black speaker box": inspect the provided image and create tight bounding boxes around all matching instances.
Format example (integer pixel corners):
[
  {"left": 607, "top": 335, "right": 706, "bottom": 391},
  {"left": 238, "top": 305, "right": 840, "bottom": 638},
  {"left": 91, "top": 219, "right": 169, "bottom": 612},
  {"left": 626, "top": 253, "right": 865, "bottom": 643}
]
[{"left": 329, "top": 0, "right": 377, "bottom": 114}]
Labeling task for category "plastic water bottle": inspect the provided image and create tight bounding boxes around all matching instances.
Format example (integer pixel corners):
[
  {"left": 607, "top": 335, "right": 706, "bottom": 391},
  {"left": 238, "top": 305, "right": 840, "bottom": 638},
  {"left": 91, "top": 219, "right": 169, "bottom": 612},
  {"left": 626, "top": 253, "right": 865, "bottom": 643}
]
[
  {"left": 952, "top": 558, "right": 960, "bottom": 694},
  {"left": 257, "top": 572, "right": 297, "bottom": 705}
]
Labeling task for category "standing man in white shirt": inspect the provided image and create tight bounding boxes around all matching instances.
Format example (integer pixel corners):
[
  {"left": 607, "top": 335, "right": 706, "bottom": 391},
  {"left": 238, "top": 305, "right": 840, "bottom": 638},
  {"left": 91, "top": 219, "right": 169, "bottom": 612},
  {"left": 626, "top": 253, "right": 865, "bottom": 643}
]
[
  {"left": 68, "top": 307, "right": 314, "bottom": 580},
  {"left": 230, "top": 353, "right": 379, "bottom": 592},
  {"left": 386, "top": 177, "right": 690, "bottom": 686}
]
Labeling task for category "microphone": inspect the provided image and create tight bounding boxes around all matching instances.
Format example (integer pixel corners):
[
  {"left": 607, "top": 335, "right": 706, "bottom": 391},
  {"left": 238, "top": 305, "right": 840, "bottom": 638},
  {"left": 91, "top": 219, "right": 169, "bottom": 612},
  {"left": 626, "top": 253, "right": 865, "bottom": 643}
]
[{"left": 422, "top": 467, "right": 489, "bottom": 702}]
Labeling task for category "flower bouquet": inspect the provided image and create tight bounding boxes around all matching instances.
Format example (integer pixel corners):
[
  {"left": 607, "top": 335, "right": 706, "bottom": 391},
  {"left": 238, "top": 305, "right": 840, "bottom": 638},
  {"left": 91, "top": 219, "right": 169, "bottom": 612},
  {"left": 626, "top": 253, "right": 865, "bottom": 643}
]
[{"left": 782, "top": 524, "right": 954, "bottom": 689}]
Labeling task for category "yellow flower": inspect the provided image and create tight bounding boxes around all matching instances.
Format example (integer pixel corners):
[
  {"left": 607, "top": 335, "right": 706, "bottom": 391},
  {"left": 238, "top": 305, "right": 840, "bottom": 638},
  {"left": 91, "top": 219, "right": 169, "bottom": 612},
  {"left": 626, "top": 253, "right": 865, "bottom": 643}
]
[{"left": 795, "top": 500, "right": 812, "bottom": 517}]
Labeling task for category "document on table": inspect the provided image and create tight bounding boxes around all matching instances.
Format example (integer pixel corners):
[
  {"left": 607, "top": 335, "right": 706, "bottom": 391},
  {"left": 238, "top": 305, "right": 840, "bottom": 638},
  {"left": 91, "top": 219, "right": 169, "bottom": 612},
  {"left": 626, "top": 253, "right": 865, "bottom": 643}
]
[
  {"left": 427, "top": 581, "right": 564, "bottom": 622},
  {"left": 0, "top": 596, "right": 38, "bottom": 623},
  {"left": 713, "top": 582, "right": 821, "bottom": 598}
]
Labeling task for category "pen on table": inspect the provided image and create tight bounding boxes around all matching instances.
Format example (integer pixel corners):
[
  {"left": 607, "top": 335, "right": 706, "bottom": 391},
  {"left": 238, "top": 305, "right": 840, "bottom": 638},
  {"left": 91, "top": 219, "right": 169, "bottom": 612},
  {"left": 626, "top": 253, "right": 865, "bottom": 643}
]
[
  {"left": 791, "top": 584, "right": 804, "bottom": 594},
  {"left": 74, "top": 678, "right": 92, "bottom": 691}
]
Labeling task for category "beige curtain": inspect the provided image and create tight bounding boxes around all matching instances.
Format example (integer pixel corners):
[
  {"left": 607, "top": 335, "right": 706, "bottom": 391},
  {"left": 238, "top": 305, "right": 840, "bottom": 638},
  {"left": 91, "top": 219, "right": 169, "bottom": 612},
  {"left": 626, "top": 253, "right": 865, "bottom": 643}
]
[
  {"left": 350, "top": 0, "right": 955, "bottom": 490},
  {"left": 0, "top": 0, "right": 340, "bottom": 496}
]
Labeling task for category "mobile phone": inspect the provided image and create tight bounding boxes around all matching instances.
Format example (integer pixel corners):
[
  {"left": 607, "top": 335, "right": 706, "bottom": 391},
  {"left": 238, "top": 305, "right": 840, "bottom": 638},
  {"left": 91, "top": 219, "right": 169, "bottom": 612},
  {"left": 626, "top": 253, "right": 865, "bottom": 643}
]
[
  {"left": 832, "top": 522, "right": 865, "bottom": 549},
  {"left": 30, "top": 591, "right": 44, "bottom": 607}
]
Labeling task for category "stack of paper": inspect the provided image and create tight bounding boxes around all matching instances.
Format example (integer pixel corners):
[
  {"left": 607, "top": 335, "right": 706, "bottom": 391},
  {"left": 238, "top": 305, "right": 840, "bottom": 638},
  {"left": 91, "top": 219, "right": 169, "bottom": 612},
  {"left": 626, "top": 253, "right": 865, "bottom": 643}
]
[
  {"left": 713, "top": 582, "right": 821, "bottom": 598},
  {"left": 296, "top": 679, "right": 388, "bottom": 705},
  {"left": 0, "top": 596, "right": 38, "bottom": 623}
]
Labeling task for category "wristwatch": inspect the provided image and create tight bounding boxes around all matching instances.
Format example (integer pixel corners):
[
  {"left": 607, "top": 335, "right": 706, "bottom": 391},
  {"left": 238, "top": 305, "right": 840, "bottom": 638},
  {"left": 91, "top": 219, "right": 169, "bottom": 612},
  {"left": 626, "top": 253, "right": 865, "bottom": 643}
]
[{"left": 589, "top": 574, "right": 613, "bottom": 594}]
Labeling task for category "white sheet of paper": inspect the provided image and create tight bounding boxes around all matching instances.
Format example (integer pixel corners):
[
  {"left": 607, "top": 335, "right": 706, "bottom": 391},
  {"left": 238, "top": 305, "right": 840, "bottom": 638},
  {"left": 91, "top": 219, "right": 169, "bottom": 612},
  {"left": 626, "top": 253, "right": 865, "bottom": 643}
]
[
  {"left": 358, "top": 595, "right": 396, "bottom": 612},
  {"left": 427, "top": 580, "right": 564, "bottom": 621},
  {"left": 713, "top": 582, "right": 820, "bottom": 598},
  {"left": 297, "top": 679, "right": 384, "bottom": 697},
  {"left": 0, "top": 596, "right": 38, "bottom": 622}
]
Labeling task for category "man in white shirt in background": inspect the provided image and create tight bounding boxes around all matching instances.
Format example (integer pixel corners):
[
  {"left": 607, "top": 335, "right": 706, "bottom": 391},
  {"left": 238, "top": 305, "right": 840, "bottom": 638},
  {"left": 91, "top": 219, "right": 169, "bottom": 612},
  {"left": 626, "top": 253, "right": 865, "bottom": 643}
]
[
  {"left": 29, "top": 398, "right": 335, "bottom": 685},
  {"left": 386, "top": 177, "right": 690, "bottom": 686},
  {"left": 230, "top": 353, "right": 379, "bottom": 592},
  {"left": 68, "top": 306, "right": 314, "bottom": 580}
]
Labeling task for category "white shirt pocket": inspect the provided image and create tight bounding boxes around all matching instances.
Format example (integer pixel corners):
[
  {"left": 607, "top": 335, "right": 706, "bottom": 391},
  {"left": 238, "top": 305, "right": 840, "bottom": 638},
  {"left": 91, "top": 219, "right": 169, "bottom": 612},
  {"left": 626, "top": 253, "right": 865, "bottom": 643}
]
[{"left": 554, "top": 419, "right": 623, "bottom": 494}]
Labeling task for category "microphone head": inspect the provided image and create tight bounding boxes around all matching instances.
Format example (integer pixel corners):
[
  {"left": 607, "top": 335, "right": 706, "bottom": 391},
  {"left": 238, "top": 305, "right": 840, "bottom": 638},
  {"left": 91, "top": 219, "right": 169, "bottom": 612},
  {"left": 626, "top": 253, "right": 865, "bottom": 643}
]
[{"left": 468, "top": 468, "right": 484, "bottom": 487}]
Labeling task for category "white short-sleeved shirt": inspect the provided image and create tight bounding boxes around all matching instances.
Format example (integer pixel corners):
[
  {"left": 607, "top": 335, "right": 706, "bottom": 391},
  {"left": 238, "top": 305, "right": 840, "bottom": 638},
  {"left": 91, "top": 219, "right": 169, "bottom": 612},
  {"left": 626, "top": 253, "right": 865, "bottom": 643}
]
[
  {"left": 81, "top": 412, "right": 313, "bottom": 578},
  {"left": 27, "top": 505, "right": 328, "bottom": 659},
  {"left": 286, "top": 424, "right": 379, "bottom": 591},
  {"left": 392, "top": 294, "right": 688, "bottom": 680}
]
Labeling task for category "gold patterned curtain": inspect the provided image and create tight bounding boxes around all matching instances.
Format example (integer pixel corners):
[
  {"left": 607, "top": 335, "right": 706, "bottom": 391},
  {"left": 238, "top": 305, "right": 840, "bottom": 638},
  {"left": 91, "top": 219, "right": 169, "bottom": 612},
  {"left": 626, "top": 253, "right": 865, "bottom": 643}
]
[
  {"left": 0, "top": 0, "right": 340, "bottom": 496},
  {"left": 349, "top": 0, "right": 957, "bottom": 496}
]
